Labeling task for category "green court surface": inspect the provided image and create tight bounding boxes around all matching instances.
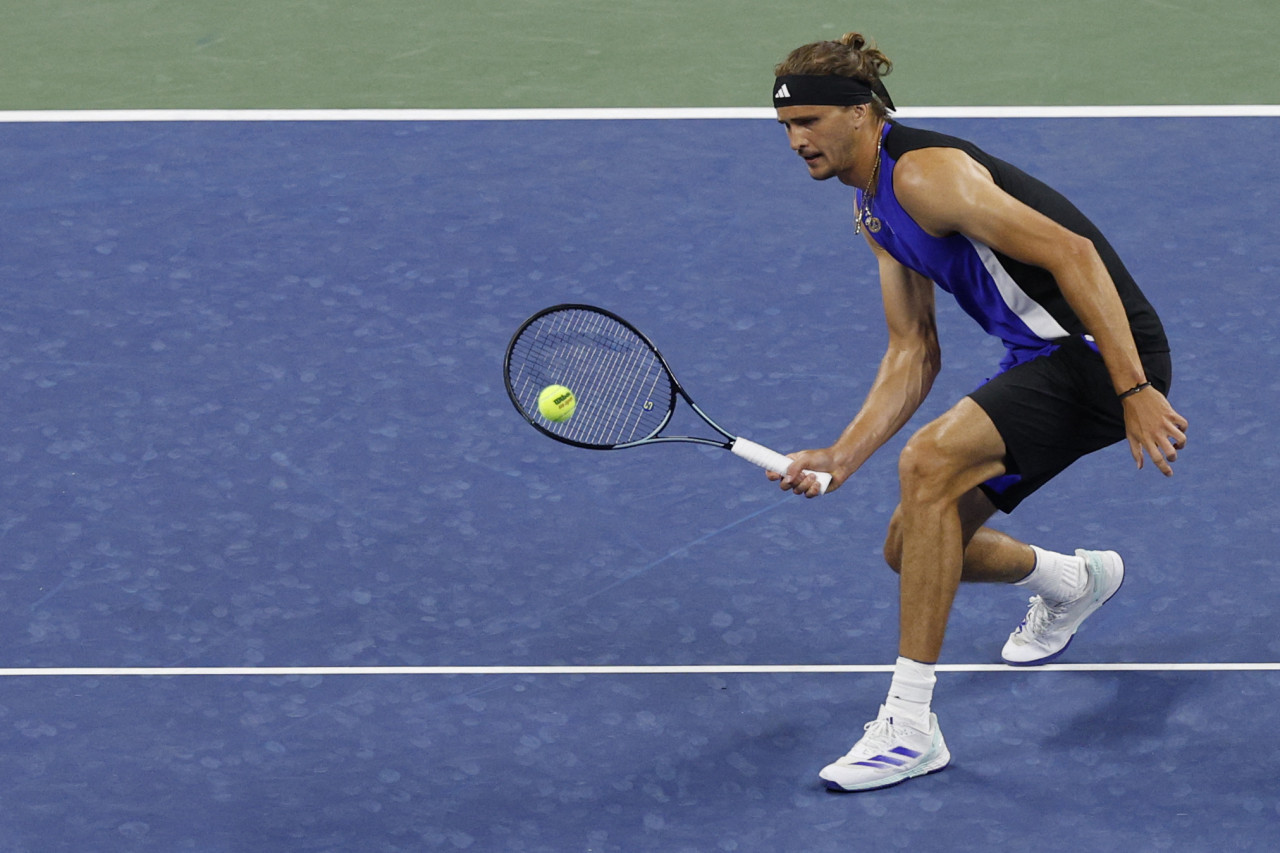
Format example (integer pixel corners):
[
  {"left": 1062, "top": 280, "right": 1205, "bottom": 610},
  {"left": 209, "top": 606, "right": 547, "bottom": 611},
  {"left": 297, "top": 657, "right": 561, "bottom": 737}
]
[{"left": 1, "top": 0, "right": 1277, "bottom": 110}]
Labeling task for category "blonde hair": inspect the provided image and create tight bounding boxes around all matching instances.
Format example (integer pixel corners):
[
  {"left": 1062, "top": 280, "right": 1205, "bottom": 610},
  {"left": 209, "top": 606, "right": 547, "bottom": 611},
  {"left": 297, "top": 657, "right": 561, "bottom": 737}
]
[{"left": 774, "top": 32, "right": 895, "bottom": 115}]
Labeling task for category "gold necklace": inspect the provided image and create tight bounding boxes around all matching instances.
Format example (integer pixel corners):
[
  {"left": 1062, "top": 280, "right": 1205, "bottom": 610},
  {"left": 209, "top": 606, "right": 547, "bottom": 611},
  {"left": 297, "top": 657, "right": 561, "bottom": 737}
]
[{"left": 854, "top": 129, "right": 884, "bottom": 235}]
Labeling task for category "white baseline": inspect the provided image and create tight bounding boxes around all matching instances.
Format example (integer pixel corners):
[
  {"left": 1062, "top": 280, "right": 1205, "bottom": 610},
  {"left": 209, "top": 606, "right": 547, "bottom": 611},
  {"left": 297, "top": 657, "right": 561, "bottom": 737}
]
[
  {"left": 0, "top": 106, "right": 1279, "bottom": 123},
  {"left": 0, "top": 663, "right": 1276, "bottom": 677}
]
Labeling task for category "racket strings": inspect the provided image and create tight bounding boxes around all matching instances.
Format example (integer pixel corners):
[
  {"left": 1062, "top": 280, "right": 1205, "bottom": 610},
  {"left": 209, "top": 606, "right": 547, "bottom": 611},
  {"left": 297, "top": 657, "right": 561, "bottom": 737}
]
[
  {"left": 573, "top": 310, "right": 671, "bottom": 446},
  {"left": 552, "top": 311, "right": 667, "bottom": 445},
  {"left": 551, "top": 309, "right": 638, "bottom": 446},
  {"left": 507, "top": 308, "right": 673, "bottom": 447},
  {"left": 581, "top": 310, "right": 663, "bottom": 446}
]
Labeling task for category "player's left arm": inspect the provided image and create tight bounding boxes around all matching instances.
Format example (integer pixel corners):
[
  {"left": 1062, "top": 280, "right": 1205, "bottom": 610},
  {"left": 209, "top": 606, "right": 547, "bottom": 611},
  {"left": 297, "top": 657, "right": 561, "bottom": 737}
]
[{"left": 893, "top": 147, "right": 1189, "bottom": 475}]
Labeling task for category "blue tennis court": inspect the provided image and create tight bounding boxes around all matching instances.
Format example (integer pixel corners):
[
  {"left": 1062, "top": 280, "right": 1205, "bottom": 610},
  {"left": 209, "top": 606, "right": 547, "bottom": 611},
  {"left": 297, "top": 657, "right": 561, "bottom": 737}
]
[{"left": 1, "top": 114, "right": 1277, "bottom": 850}]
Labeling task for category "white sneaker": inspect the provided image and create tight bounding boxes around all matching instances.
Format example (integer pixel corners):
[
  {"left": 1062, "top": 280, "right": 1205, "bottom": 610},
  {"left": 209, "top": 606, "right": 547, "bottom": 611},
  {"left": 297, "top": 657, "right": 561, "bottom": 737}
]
[
  {"left": 1002, "top": 549, "right": 1125, "bottom": 666},
  {"left": 818, "top": 706, "right": 950, "bottom": 792}
]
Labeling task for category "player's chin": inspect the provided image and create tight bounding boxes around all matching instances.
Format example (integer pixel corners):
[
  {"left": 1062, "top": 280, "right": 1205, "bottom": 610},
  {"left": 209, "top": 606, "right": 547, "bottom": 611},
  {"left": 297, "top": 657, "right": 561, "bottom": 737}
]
[{"left": 803, "top": 161, "right": 835, "bottom": 180}]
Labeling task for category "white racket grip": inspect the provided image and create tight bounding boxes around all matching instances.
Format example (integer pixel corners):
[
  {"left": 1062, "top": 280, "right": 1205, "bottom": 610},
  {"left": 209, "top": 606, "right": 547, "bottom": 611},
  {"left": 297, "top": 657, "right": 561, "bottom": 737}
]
[{"left": 731, "top": 437, "right": 831, "bottom": 495}]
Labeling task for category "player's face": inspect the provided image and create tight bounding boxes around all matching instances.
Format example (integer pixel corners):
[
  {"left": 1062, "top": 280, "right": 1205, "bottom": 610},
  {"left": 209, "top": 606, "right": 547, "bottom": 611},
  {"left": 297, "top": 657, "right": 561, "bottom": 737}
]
[{"left": 776, "top": 105, "right": 863, "bottom": 184}]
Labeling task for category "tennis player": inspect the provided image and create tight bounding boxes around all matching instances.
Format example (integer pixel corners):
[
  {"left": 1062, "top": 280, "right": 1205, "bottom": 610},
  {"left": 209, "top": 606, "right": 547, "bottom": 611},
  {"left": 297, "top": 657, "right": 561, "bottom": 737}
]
[{"left": 765, "top": 33, "right": 1189, "bottom": 792}]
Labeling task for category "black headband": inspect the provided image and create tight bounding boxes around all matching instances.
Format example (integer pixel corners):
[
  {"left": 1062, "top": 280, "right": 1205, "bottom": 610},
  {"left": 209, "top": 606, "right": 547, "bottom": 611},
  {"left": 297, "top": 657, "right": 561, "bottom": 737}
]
[{"left": 772, "top": 74, "right": 895, "bottom": 110}]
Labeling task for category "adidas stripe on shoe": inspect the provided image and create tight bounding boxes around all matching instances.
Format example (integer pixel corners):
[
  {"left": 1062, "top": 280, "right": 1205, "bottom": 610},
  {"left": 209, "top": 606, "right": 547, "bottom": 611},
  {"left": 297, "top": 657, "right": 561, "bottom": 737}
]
[
  {"left": 1002, "top": 549, "right": 1125, "bottom": 666},
  {"left": 819, "top": 707, "right": 950, "bottom": 792}
]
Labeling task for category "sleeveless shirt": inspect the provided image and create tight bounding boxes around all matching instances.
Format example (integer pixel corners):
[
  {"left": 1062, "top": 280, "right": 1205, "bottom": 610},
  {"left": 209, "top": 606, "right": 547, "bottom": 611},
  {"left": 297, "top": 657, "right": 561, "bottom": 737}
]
[{"left": 859, "top": 122, "right": 1168, "bottom": 372}]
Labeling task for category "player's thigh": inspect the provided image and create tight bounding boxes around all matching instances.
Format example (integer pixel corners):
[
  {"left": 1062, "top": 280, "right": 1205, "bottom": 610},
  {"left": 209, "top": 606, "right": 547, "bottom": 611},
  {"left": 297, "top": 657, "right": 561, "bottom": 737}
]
[{"left": 898, "top": 397, "right": 1008, "bottom": 501}]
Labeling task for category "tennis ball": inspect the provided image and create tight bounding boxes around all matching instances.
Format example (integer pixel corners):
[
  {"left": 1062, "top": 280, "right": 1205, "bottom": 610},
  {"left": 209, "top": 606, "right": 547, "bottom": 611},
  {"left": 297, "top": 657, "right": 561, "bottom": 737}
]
[{"left": 538, "top": 384, "right": 576, "bottom": 422}]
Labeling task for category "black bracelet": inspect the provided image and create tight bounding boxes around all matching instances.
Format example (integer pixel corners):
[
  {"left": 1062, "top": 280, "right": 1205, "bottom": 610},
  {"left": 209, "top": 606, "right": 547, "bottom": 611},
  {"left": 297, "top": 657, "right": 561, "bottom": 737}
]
[{"left": 1117, "top": 381, "right": 1151, "bottom": 400}]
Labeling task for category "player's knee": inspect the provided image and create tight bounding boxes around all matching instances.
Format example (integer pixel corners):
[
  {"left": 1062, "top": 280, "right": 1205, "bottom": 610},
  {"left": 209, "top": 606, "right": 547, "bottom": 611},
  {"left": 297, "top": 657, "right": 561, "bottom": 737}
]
[{"left": 897, "top": 429, "right": 956, "bottom": 504}]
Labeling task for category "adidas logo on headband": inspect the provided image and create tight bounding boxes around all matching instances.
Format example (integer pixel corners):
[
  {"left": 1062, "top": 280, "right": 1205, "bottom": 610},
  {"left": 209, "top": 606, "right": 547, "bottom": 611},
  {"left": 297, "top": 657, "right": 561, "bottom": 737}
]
[{"left": 772, "top": 74, "right": 893, "bottom": 110}]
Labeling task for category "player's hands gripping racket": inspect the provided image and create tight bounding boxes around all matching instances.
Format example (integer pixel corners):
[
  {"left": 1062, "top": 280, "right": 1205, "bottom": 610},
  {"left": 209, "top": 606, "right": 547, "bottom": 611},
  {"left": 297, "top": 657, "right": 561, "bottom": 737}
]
[{"left": 504, "top": 304, "right": 831, "bottom": 495}]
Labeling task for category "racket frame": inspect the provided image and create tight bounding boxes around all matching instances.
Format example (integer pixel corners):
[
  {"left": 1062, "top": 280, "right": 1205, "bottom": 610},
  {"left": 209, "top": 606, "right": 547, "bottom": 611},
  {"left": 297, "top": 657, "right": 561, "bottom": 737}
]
[
  {"left": 505, "top": 303, "right": 725, "bottom": 450},
  {"left": 504, "top": 303, "right": 830, "bottom": 493}
]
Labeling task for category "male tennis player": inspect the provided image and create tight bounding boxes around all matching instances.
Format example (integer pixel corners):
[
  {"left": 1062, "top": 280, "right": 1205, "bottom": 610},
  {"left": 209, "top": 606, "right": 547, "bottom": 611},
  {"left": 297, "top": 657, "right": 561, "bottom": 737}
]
[{"left": 765, "top": 32, "right": 1188, "bottom": 792}]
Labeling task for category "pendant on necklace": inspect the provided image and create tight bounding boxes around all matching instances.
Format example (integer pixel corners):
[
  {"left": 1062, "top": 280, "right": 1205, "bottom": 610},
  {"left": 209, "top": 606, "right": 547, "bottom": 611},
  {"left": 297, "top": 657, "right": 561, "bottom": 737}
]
[{"left": 864, "top": 214, "right": 881, "bottom": 233}]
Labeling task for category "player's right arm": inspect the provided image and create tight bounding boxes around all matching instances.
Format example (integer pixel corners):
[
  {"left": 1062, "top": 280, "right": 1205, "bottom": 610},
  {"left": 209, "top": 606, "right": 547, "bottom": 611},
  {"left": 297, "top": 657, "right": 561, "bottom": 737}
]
[{"left": 777, "top": 234, "right": 940, "bottom": 495}]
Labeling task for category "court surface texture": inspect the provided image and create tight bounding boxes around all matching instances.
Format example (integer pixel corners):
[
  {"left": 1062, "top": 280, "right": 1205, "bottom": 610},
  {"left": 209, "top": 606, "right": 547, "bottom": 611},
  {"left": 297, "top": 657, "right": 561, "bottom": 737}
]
[{"left": 0, "top": 109, "right": 1277, "bottom": 851}]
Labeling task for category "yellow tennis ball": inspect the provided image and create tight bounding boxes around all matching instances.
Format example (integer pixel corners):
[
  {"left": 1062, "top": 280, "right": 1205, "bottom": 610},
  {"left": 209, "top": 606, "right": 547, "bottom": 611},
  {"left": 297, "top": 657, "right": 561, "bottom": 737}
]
[{"left": 537, "top": 384, "right": 576, "bottom": 422}]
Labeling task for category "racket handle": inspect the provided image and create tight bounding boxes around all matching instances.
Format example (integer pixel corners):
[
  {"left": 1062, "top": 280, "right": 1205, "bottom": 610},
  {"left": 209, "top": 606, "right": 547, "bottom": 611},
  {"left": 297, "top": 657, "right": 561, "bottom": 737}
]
[{"left": 731, "top": 437, "right": 832, "bottom": 496}]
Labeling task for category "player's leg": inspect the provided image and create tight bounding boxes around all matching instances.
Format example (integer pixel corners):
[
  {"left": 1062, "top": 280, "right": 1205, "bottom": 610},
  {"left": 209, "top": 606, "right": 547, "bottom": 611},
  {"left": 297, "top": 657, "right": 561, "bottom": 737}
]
[
  {"left": 884, "top": 475, "right": 1117, "bottom": 658},
  {"left": 887, "top": 490, "right": 1120, "bottom": 665},
  {"left": 883, "top": 490, "right": 1035, "bottom": 584},
  {"left": 821, "top": 397, "right": 1003, "bottom": 792},
  {"left": 891, "top": 397, "right": 1010, "bottom": 664},
  {"left": 967, "top": 339, "right": 1153, "bottom": 665}
]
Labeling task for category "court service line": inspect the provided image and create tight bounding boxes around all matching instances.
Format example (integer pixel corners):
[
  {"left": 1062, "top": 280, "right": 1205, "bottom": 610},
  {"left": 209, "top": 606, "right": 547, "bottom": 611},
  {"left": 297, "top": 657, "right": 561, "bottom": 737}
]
[
  {"left": 0, "top": 663, "right": 1276, "bottom": 678},
  {"left": 0, "top": 106, "right": 1279, "bottom": 123}
]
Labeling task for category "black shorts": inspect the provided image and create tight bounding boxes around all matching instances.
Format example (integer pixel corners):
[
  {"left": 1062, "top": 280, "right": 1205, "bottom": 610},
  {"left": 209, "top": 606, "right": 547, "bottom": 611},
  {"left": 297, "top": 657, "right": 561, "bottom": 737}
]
[{"left": 968, "top": 336, "right": 1172, "bottom": 513}]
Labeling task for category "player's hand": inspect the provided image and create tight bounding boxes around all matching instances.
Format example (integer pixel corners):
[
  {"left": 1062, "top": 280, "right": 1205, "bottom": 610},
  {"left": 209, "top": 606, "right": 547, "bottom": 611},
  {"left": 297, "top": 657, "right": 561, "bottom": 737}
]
[
  {"left": 767, "top": 448, "right": 842, "bottom": 498},
  {"left": 1121, "top": 387, "right": 1187, "bottom": 476}
]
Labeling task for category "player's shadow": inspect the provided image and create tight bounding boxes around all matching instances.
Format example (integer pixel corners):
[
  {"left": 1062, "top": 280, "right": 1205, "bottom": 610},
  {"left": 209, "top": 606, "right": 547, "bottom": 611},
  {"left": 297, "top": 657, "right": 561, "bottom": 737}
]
[{"left": 1039, "top": 671, "right": 1189, "bottom": 749}]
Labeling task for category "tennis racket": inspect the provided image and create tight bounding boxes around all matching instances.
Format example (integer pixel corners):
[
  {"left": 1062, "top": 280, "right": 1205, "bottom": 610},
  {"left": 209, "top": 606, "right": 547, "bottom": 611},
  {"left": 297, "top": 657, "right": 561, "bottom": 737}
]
[{"left": 504, "top": 304, "right": 831, "bottom": 494}]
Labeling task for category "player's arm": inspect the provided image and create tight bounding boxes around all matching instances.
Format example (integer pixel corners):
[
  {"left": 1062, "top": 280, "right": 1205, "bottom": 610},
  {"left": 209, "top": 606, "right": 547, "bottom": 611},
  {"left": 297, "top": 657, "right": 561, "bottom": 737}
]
[
  {"left": 893, "top": 147, "right": 1188, "bottom": 475},
  {"left": 777, "top": 234, "right": 940, "bottom": 495}
]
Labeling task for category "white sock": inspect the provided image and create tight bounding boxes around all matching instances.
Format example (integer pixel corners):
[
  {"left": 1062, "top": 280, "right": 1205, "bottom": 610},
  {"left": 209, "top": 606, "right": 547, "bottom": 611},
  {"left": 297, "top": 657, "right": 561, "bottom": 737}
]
[
  {"left": 883, "top": 656, "right": 936, "bottom": 731},
  {"left": 1016, "top": 546, "right": 1087, "bottom": 604}
]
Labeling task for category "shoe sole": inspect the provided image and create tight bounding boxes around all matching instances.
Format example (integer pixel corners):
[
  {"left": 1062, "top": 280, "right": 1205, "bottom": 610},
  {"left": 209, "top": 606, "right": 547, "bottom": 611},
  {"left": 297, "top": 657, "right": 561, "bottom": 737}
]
[{"left": 1002, "top": 550, "right": 1125, "bottom": 667}]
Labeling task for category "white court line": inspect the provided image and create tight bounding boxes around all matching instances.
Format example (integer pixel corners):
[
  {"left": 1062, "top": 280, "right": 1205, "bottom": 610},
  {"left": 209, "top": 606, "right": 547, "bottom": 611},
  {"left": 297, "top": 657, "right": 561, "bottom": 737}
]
[
  {"left": 0, "top": 663, "right": 1276, "bottom": 677},
  {"left": 0, "top": 106, "right": 1278, "bottom": 123}
]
